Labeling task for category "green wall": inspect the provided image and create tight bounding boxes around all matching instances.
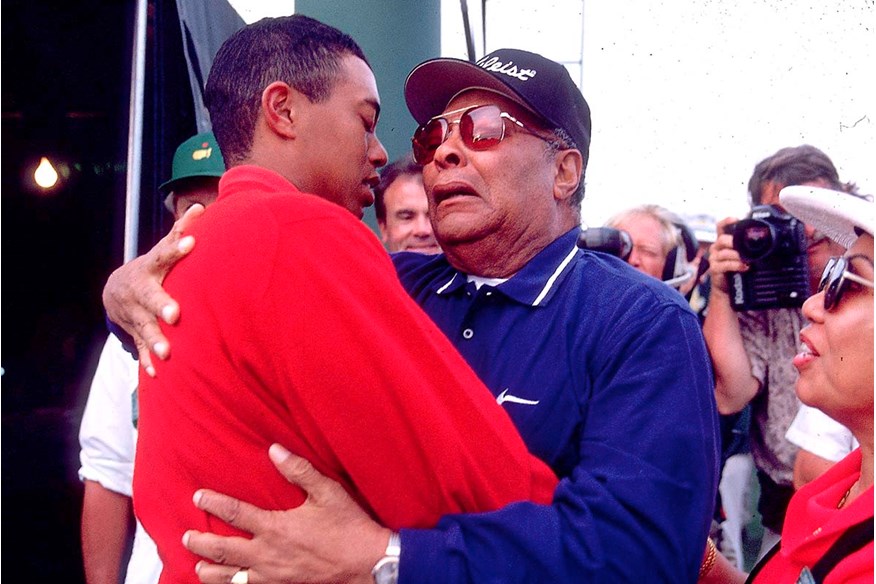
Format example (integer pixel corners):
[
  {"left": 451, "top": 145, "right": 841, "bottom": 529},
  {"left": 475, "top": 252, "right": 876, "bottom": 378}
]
[{"left": 296, "top": 0, "right": 441, "bottom": 232}]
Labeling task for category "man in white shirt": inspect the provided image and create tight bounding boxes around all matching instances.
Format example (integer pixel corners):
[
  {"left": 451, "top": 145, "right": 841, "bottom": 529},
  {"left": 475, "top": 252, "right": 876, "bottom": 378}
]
[
  {"left": 786, "top": 404, "right": 859, "bottom": 489},
  {"left": 78, "top": 132, "right": 223, "bottom": 584}
]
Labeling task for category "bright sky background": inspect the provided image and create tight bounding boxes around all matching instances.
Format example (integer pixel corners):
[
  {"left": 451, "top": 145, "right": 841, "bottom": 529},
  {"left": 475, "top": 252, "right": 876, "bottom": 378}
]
[
  {"left": 232, "top": 0, "right": 874, "bottom": 233},
  {"left": 442, "top": 0, "right": 875, "bottom": 230}
]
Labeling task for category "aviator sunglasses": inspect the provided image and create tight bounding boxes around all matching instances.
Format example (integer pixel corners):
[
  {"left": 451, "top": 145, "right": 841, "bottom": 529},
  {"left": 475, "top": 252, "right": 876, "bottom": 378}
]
[
  {"left": 411, "top": 104, "right": 554, "bottom": 165},
  {"left": 817, "top": 254, "right": 874, "bottom": 310}
]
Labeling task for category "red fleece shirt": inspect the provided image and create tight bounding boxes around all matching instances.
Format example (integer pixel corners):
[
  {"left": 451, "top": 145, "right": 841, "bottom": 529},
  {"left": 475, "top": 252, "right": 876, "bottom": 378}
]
[
  {"left": 133, "top": 166, "right": 557, "bottom": 583},
  {"left": 752, "top": 448, "right": 873, "bottom": 583}
]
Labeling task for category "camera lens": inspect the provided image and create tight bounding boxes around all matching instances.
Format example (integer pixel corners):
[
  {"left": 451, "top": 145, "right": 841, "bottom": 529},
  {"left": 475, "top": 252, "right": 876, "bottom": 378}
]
[
  {"left": 578, "top": 227, "right": 633, "bottom": 261},
  {"left": 744, "top": 225, "right": 772, "bottom": 250},
  {"left": 733, "top": 219, "right": 775, "bottom": 261}
]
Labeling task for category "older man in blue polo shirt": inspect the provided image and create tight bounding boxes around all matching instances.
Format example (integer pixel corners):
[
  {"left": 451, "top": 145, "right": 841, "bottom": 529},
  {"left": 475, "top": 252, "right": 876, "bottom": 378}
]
[{"left": 106, "top": 48, "right": 719, "bottom": 583}]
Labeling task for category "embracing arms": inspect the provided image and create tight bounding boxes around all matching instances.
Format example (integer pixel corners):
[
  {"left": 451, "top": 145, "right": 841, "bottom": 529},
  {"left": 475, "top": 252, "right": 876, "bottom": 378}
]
[{"left": 102, "top": 203, "right": 204, "bottom": 374}]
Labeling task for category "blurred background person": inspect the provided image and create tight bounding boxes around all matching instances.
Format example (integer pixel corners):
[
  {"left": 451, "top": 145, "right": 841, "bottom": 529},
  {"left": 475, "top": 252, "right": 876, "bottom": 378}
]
[
  {"left": 606, "top": 204, "right": 754, "bottom": 569},
  {"left": 702, "top": 145, "right": 859, "bottom": 559},
  {"left": 159, "top": 133, "right": 224, "bottom": 219},
  {"left": 78, "top": 132, "right": 224, "bottom": 584},
  {"left": 701, "top": 185, "right": 873, "bottom": 583},
  {"left": 683, "top": 213, "right": 719, "bottom": 318},
  {"left": 373, "top": 154, "right": 440, "bottom": 254},
  {"left": 684, "top": 211, "right": 755, "bottom": 570},
  {"left": 605, "top": 203, "right": 699, "bottom": 292}
]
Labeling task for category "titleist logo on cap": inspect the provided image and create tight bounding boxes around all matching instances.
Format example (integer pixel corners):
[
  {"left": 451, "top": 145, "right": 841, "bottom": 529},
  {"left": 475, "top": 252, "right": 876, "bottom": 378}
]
[{"left": 476, "top": 56, "right": 536, "bottom": 81}]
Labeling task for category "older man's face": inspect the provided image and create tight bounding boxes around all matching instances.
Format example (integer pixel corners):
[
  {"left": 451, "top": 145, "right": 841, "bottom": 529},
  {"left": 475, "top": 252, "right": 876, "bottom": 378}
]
[{"left": 420, "top": 90, "right": 565, "bottom": 259}]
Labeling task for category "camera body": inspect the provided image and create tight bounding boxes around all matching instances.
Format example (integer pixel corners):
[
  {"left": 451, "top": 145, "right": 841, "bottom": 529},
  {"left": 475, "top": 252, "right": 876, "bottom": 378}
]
[{"left": 726, "top": 205, "right": 809, "bottom": 311}]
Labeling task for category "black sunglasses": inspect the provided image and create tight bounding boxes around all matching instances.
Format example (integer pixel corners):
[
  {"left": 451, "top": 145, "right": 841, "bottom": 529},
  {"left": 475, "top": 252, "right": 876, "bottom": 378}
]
[
  {"left": 817, "top": 254, "right": 874, "bottom": 310},
  {"left": 411, "top": 104, "right": 552, "bottom": 165}
]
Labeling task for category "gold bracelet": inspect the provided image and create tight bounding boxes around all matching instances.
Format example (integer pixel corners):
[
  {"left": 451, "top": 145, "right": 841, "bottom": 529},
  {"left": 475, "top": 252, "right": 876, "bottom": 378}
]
[{"left": 699, "top": 538, "right": 718, "bottom": 579}]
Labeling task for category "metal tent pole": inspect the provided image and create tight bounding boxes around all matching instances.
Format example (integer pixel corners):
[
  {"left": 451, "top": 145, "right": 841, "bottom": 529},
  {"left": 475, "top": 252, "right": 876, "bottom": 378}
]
[
  {"left": 123, "top": 0, "right": 148, "bottom": 262},
  {"left": 460, "top": 0, "right": 476, "bottom": 62}
]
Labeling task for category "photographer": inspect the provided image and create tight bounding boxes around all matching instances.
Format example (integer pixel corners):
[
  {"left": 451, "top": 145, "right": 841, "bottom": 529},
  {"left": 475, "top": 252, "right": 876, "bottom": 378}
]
[
  {"left": 702, "top": 144, "right": 857, "bottom": 558},
  {"left": 605, "top": 204, "right": 699, "bottom": 293}
]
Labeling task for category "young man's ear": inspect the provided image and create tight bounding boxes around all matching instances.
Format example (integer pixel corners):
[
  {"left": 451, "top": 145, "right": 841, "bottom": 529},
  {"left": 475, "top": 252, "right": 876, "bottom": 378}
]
[
  {"left": 261, "top": 81, "right": 299, "bottom": 138},
  {"left": 553, "top": 149, "right": 583, "bottom": 202}
]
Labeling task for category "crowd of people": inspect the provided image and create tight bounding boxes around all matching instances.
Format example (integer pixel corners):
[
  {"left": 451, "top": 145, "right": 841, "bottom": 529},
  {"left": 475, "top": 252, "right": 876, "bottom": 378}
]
[{"left": 79, "top": 13, "right": 872, "bottom": 584}]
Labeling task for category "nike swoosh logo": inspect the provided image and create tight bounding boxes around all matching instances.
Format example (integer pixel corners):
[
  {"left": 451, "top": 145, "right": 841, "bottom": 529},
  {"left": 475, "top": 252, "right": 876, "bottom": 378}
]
[{"left": 496, "top": 388, "right": 540, "bottom": 406}]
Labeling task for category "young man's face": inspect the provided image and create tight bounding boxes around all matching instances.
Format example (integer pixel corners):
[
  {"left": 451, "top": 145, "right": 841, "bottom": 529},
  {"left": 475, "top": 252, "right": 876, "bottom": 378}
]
[
  {"left": 293, "top": 55, "right": 388, "bottom": 219},
  {"left": 378, "top": 174, "right": 440, "bottom": 254}
]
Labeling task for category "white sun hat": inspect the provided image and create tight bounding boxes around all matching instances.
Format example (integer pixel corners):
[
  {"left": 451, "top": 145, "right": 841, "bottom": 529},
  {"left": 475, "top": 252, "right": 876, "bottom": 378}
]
[{"left": 779, "top": 186, "right": 873, "bottom": 249}]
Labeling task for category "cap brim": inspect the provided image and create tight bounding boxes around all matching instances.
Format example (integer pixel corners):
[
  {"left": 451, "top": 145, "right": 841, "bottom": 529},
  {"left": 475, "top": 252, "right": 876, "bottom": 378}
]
[
  {"left": 158, "top": 171, "right": 224, "bottom": 195},
  {"left": 405, "top": 58, "right": 535, "bottom": 125},
  {"left": 780, "top": 185, "right": 874, "bottom": 249}
]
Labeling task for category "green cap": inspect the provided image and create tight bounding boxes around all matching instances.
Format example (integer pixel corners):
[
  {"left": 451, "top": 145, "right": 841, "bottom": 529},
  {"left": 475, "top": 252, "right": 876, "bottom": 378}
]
[{"left": 159, "top": 132, "right": 225, "bottom": 194}]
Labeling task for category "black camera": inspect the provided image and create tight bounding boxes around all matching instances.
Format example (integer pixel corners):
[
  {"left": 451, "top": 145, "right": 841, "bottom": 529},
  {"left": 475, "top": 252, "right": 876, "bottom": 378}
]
[
  {"left": 725, "top": 205, "right": 809, "bottom": 311},
  {"left": 578, "top": 227, "right": 632, "bottom": 261}
]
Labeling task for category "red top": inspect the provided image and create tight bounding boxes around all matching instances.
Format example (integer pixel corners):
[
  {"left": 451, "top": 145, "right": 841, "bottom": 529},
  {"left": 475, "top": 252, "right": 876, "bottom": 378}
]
[
  {"left": 133, "top": 166, "right": 557, "bottom": 583},
  {"left": 752, "top": 448, "right": 873, "bottom": 583}
]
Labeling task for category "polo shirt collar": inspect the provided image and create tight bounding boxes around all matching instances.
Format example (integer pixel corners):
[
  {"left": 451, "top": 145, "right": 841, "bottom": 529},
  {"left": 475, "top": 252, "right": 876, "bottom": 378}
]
[
  {"left": 435, "top": 227, "right": 582, "bottom": 306},
  {"left": 219, "top": 165, "right": 301, "bottom": 200}
]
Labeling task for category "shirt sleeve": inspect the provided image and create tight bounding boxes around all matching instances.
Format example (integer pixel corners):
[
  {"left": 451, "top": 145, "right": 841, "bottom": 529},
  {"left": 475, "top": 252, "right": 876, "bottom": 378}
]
[
  {"left": 105, "top": 315, "right": 139, "bottom": 358},
  {"left": 738, "top": 310, "right": 769, "bottom": 388},
  {"left": 398, "top": 296, "right": 720, "bottom": 583},
  {"left": 785, "top": 404, "right": 858, "bottom": 462},
  {"left": 78, "top": 335, "right": 139, "bottom": 496}
]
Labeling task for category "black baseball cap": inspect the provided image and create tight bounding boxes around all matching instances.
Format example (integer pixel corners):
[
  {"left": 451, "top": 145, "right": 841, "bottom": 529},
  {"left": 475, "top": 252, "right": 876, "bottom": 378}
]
[{"left": 405, "top": 48, "right": 591, "bottom": 165}]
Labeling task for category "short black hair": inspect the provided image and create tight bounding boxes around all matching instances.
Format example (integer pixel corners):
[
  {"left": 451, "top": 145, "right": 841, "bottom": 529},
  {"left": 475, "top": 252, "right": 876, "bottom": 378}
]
[
  {"left": 204, "top": 15, "right": 369, "bottom": 166},
  {"left": 373, "top": 154, "right": 422, "bottom": 222}
]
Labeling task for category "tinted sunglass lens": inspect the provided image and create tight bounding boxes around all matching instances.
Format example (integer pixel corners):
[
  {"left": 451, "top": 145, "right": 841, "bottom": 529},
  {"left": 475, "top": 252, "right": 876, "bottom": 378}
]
[
  {"left": 412, "top": 139, "right": 431, "bottom": 165},
  {"left": 413, "top": 106, "right": 510, "bottom": 162},
  {"left": 823, "top": 258, "right": 847, "bottom": 310},
  {"left": 818, "top": 258, "right": 837, "bottom": 292},
  {"left": 412, "top": 119, "right": 447, "bottom": 164},
  {"left": 463, "top": 106, "right": 505, "bottom": 150}
]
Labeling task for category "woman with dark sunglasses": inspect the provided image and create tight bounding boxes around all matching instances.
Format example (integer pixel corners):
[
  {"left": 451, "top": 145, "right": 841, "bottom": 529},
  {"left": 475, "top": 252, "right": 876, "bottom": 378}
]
[{"left": 701, "top": 186, "right": 873, "bottom": 583}]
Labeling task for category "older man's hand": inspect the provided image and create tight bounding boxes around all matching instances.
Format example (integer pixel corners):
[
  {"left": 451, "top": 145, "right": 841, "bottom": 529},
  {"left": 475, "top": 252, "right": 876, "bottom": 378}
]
[
  {"left": 102, "top": 203, "right": 204, "bottom": 375},
  {"left": 183, "top": 444, "right": 390, "bottom": 584}
]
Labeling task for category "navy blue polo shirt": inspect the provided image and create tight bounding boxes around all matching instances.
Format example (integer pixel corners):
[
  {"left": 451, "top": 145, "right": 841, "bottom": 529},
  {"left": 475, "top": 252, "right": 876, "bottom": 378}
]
[{"left": 393, "top": 227, "right": 720, "bottom": 583}]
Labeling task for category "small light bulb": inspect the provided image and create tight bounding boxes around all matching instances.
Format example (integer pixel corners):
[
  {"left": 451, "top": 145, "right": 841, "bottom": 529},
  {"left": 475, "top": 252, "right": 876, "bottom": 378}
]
[{"left": 34, "top": 157, "right": 59, "bottom": 189}]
